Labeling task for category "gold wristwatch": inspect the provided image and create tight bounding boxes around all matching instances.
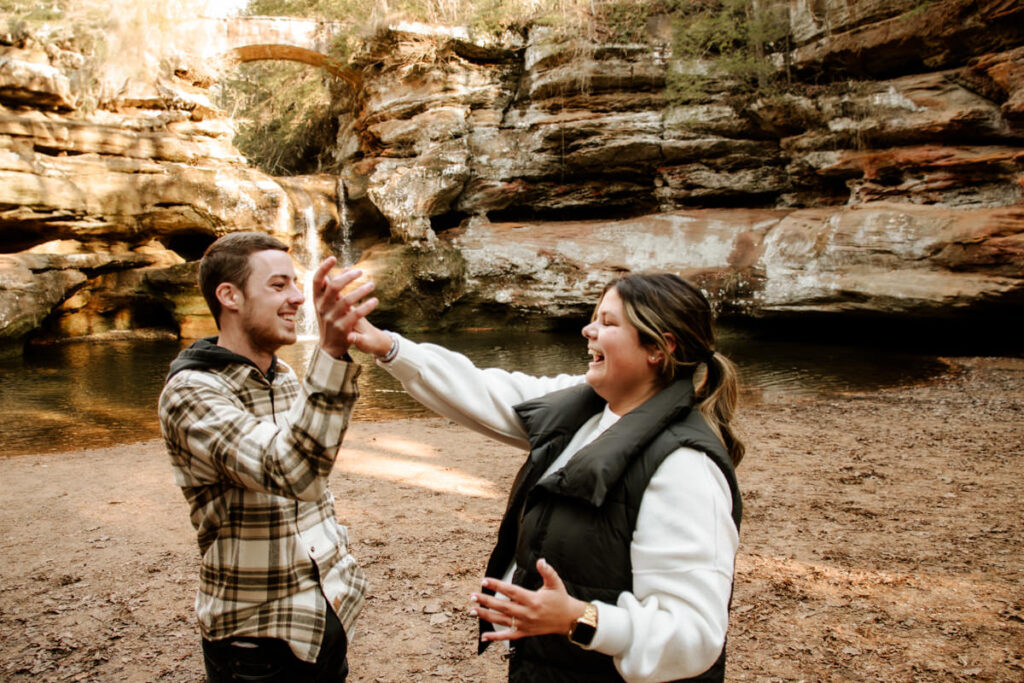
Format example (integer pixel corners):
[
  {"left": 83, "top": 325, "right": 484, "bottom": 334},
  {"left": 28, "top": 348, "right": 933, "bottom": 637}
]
[{"left": 568, "top": 602, "right": 598, "bottom": 647}]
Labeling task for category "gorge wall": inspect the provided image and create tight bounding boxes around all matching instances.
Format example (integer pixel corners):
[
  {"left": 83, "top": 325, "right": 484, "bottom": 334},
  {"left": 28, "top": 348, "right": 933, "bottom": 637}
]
[{"left": 2, "top": 0, "right": 1023, "bottom": 353}]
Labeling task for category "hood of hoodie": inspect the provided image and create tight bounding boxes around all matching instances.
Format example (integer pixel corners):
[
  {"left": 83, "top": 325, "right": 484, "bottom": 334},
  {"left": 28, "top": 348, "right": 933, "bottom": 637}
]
[{"left": 165, "top": 337, "right": 277, "bottom": 383}]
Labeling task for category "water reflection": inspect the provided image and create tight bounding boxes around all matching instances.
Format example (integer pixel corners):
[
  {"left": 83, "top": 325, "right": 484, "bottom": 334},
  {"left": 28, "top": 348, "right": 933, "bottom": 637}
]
[
  {"left": 0, "top": 327, "right": 949, "bottom": 457},
  {"left": 0, "top": 341, "right": 186, "bottom": 458}
]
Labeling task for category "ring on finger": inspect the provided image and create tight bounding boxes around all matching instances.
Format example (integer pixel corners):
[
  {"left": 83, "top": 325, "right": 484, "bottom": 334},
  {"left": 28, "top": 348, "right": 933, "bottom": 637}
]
[{"left": 511, "top": 616, "right": 517, "bottom": 631}]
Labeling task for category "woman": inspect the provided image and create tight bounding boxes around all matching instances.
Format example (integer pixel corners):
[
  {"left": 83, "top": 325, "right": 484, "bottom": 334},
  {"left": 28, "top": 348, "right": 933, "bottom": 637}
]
[{"left": 349, "top": 272, "right": 743, "bottom": 683}]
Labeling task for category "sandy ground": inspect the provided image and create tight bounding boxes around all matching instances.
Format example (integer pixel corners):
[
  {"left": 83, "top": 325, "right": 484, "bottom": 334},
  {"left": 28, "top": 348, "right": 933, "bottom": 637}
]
[{"left": 1, "top": 356, "right": 1022, "bottom": 682}]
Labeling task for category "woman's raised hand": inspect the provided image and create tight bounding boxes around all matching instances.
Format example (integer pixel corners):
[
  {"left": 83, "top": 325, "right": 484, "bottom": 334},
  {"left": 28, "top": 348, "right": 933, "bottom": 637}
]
[
  {"left": 470, "top": 558, "right": 588, "bottom": 643},
  {"left": 347, "top": 316, "right": 393, "bottom": 358}
]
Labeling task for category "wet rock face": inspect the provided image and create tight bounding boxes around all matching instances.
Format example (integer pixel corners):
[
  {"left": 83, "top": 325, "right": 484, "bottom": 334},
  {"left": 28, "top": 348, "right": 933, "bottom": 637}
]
[
  {"left": 345, "top": 18, "right": 1023, "bottom": 230},
  {"left": 0, "top": 242, "right": 210, "bottom": 354},
  {"left": 0, "top": 254, "right": 86, "bottom": 355},
  {"left": 355, "top": 241, "right": 468, "bottom": 331},
  {"left": 366, "top": 140, "right": 471, "bottom": 242},
  {"left": 786, "top": 0, "right": 1024, "bottom": 79}
]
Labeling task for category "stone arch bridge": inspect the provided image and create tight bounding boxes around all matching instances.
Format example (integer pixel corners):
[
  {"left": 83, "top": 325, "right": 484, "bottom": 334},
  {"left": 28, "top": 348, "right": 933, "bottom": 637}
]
[{"left": 184, "top": 16, "right": 359, "bottom": 89}]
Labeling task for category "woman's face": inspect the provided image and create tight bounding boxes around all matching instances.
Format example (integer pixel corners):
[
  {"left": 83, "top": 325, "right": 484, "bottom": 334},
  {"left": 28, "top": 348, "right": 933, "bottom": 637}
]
[{"left": 581, "top": 287, "right": 661, "bottom": 415}]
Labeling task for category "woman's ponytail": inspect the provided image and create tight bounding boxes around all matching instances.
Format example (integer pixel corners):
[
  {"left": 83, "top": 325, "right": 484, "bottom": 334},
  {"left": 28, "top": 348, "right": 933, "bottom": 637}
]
[{"left": 697, "top": 352, "right": 744, "bottom": 467}]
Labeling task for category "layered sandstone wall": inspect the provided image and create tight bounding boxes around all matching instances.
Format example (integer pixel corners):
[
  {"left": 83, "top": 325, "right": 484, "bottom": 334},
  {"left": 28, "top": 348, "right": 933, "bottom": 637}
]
[
  {"left": 1, "top": 1, "right": 1022, "bottom": 351},
  {"left": 343, "top": 1, "right": 1023, "bottom": 329}
]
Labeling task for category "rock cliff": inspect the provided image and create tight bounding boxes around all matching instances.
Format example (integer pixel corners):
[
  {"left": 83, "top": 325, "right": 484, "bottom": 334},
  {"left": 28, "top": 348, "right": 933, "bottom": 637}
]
[
  {"left": 2, "top": 0, "right": 1022, "bottom": 352},
  {"left": 344, "top": 1, "right": 1023, "bottom": 331}
]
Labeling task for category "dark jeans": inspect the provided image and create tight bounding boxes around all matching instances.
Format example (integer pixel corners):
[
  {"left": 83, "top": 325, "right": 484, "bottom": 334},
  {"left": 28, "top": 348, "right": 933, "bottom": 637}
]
[{"left": 202, "top": 607, "right": 348, "bottom": 682}]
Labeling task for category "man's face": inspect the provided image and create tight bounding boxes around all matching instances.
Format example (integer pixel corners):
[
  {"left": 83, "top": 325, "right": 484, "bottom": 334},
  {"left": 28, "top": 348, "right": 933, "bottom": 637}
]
[{"left": 237, "top": 249, "right": 304, "bottom": 354}]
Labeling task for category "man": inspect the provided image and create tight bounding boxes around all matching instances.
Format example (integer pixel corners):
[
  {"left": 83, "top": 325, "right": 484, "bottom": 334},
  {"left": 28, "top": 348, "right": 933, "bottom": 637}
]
[{"left": 159, "top": 231, "right": 376, "bottom": 682}]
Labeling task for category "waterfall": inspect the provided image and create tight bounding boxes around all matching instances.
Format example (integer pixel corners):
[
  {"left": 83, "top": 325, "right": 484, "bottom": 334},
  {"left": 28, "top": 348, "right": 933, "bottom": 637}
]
[
  {"left": 298, "top": 203, "right": 320, "bottom": 340},
  {"left": 337, "top": 178, "right": 353, "bottom": 267},
  {"left": 292, "top": 180, "right": 354, "bottom": 342}
]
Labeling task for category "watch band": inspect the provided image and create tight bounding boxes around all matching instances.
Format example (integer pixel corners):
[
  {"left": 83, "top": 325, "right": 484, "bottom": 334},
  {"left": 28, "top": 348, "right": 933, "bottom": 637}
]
[{"left": 568, "top": 602, "right": 599, "bottom": 647}]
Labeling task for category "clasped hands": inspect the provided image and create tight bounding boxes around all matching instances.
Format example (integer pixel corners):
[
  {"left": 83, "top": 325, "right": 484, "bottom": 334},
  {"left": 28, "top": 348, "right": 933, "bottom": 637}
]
[
  {"left": 469, "top": 558, "right": 588, "bottom": 644},
  {"left": 311, "top": 256, "right": 378, "bottom": 359}
]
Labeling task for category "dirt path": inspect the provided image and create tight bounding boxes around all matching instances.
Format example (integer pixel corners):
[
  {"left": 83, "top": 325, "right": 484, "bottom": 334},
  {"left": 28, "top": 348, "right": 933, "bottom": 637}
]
[{"left": 1, "top": 357, "right": 1022, "bottom": 682}]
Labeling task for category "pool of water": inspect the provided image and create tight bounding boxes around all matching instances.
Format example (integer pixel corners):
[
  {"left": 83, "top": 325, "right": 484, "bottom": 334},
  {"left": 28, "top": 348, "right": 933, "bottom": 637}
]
[{"left": 0, "top": 327, "right": 951, "bottom": 457}]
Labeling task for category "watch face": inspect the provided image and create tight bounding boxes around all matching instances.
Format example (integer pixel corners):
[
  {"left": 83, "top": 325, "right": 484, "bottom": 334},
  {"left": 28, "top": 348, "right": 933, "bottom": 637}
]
[{"left": 570, "top": 621, "right": 597, "bottom": 646}]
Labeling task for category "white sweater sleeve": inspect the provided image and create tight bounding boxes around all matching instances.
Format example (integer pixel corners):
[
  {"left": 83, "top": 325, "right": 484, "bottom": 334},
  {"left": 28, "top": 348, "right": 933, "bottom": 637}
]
[
  {"left": 588, "top": 447, "right": 738, "bottom": 683},
  {"left": 379, "top": 335, "right": 586, "bottom": 448}
]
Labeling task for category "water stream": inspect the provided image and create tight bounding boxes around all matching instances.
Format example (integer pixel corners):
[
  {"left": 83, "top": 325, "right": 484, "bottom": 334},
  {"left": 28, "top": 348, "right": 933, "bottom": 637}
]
[
  {"left": 0, "top": 327, "right": 952, "bottom": 458},
  {"left": 336, "top": 178, "right": 354, "bottom": 267},
  {"left": 297, "top": 179, "right": 355, "bottom": 339},
  {"left": 298, "top": 202, "right": 321, "bottom": 339}
]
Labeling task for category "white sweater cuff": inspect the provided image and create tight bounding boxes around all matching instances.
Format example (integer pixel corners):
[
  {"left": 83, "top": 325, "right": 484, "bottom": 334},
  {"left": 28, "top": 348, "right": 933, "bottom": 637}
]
[
  {"left": 588, "top": 600, "right": 632, "bottom": 656},
  {"left": 375, "top": 333, "right": 420, "bottom": 382}
]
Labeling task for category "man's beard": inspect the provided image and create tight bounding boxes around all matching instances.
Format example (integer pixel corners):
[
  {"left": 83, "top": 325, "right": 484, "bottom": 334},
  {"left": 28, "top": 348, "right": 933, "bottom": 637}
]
[{"left": 241, "top": 308, "right": 296, "bottom": 352}]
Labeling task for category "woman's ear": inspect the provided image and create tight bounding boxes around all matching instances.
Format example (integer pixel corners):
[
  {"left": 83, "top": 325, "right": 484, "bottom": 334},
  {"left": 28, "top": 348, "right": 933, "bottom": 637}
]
[
  {"left": 215, "top": 282, "right": 242, "bottom": 313},
  {"left": 646, "top": 333, "right": 678, "bottom": 366},
  {"left": 662, "top": 332, "right": 677, "bottom": 356}
]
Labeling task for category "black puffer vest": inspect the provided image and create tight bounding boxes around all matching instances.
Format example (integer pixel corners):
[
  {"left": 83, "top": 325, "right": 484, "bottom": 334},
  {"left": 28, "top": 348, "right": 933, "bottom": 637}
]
[{"left": 479, "top": 379, "right": 742, "bottom": 683}]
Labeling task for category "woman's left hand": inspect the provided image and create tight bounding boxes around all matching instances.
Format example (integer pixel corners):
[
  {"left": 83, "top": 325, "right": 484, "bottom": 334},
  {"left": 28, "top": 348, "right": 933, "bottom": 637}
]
[{"left": 470, "top": 558, "right": 588, "bottom": 642}]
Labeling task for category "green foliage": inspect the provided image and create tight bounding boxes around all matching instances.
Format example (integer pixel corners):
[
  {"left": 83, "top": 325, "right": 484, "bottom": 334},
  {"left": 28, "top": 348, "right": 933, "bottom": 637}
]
[
  {"left": 247, "top": 0, "right": 527, "bottom": 34},
  {"left": 666, "top": 0, "right": 791, "bottom": 104},
  {"left": 670, "top": 0, "right": 745, "bottom": 58},
  {"left": 592, "top": 0, "right": 661, "bottom": 43},
  {"left": 248, "top": 0, "right": 375, "bottom": 21},
  {"left": 465, "top": 0, "right": 513, "bottom": 40},
  {"left": 217, "top": 61, "right": 338, "bottom": 175},
  {"left": 244, "top": 0, "right": 669, "bottom": 44},
  {"left": 1, "top": 0, "right": 63, "bottom": 23}
]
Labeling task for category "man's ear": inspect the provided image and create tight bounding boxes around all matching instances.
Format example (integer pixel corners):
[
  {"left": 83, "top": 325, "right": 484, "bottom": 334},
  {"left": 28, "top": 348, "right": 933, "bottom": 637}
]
[{"left": 215, "top": 282, "right": 243, "bottom": 313}]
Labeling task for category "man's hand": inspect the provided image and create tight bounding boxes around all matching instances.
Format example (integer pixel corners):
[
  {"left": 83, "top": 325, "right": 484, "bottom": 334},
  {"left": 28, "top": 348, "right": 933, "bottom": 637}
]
[{"left": 312, "top": 256, "right": 377, "bottom": 359}]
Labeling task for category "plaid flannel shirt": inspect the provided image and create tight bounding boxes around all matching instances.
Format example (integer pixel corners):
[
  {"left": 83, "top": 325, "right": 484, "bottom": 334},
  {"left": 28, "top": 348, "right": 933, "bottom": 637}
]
[{"left": 159, "top": 344, "right": 366, "bottom": 663}]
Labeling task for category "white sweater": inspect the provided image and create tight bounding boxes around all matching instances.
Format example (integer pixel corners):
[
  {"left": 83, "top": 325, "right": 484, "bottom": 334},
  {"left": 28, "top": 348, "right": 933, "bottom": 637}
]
[{"left": 379, "top": 336, "right": 738, "bottom": 682}]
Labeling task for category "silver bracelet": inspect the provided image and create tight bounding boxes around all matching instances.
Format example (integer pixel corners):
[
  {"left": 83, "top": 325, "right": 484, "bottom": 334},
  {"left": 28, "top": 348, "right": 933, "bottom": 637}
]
[{"left": 378, "top": 332, "right": 399, "bottom": 363}]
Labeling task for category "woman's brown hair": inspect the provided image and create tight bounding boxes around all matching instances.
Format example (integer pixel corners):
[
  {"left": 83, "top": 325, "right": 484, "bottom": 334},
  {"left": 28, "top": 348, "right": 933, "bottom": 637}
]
[{"left": 604, "top": 272, "right": 745, "bottom": 467}]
